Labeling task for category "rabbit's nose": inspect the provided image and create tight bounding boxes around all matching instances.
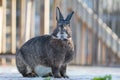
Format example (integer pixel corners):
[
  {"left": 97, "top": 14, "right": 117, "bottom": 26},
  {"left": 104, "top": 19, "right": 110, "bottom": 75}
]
[
  {"left": 61, "top": 31, "right": 64, "bottom": 34},
  {"left": 61, "top": 36, "right": 64, "bottom": 40}
]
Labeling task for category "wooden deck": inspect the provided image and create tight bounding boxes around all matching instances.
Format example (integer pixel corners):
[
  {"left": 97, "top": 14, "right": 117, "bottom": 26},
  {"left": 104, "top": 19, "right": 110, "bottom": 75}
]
[{"left": 0, "top": 66, "right": 120, "bottom": 80}]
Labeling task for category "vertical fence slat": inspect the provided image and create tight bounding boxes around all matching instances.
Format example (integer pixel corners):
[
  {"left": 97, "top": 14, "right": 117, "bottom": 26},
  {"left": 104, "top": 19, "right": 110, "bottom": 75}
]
[
  {"left": 102, "top": 42, "right": 106, "bottom": 65},
  {"left": 25, "top": 0, "right": 32, "bottom": 41},
  {"left": 97, "top": 39, "right": 102, "bottom": 65},
  {"left": 11, "top": 0, "right": 16, "bottom": 65},
  {"left": 80, "top": 22, "right": 86, "bottom": 65},
  {"left": 118, "top": 40, "right": 120, "bottom": 57},
  {"left": 20, "top": 0, "right": 26, "bottom": 46},
  {"left": 44, "top": 0, "right": 50, "bottom": 34},
  {"left": 30, "top": 0, "right": 35, "bottom": 38},
  {"left": 11, "top": 0, "right": 16, "bottom": 54},
  {"left": 2, "top": 0, "right": 6, "bottom": 53},
  {"left": 85, "top": 27, "right": 89, "bottom": 65},
  {"left": 40, "top": 0, "right": 44, "bottom": 35},
  {"left": 111, "top": 33, "right": 118, "bottom": 53},
  {"left": 0, "top": 0, "right": 2, "bottom": 53},
  {"left": 75, "top": 22, "right": 81, "bottom": 65},
  {"left": 87, "top": 29, "right": 93, "bottom": 65},
  {"left": 52, "top": 0, "right": 59, "bottom": 30}
]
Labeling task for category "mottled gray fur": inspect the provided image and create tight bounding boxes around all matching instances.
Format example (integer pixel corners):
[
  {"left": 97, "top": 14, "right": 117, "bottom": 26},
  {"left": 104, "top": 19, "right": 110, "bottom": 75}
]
[{"left": 16, "top": 7, "right": 74, "bottom": 78}]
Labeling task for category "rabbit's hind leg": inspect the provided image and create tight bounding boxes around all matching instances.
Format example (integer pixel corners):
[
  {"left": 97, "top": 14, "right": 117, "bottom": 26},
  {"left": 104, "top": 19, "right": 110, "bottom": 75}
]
[
  {"left": 16, "top": 56, "right": 28, "bottom": 77},
  {"left": 20, "top": 66, "right": 38, "bottom": 77},
  {"left": 22, "top": 66, "right": 38, "bottom": 77},
  {"left": 16, "top": 58, "right": 37, "bottom": 77}
]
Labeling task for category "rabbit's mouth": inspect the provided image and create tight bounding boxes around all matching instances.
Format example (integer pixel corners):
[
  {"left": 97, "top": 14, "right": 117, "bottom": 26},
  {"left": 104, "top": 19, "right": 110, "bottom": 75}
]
[
  {"left": 52, "top": 31, "right": 70, "bottom": 40},
  {"left": 52, "top": 35, "right": 70, "bottom": 41}
]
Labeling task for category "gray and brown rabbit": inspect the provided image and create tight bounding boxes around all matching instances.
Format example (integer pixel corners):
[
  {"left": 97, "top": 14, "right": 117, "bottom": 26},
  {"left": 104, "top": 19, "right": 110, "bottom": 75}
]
[{"left": 16, "top": 7, "right": 74, "bottom": 78}]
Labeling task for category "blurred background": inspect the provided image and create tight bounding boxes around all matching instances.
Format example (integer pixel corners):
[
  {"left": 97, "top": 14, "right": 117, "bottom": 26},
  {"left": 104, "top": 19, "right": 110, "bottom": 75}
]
[{"left": 0, "top": 0, "right": 120, "bottom": 67}]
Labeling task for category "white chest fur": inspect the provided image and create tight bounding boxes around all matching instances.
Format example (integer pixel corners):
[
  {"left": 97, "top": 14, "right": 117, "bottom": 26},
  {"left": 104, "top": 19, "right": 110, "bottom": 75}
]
[
  {"left": 56, "top": 32, "right": 68, "bottom": 40},
  {"left": 34, "top": 65, "right": 51, "bottom": 76}
]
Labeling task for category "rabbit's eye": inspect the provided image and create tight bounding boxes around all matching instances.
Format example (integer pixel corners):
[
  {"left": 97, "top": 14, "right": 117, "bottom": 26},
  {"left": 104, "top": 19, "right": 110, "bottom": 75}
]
[
  {"left": 64, "top": 24, "right": 70, "bottom": 27},
  {"left": 63, "top": 24, "right": 67, "bottom": 26},
  {"left": 58, "top": 23, "right": 62, "bottom": 26}
]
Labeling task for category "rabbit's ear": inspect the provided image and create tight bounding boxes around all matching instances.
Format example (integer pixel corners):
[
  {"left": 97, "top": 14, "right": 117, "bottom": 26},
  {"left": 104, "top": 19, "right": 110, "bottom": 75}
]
[
  {"left": 56, "top": 7, "right": 64, "bottom": 21},
  {"left": 65, "top": 11, "right": 74, "bottom": 21}
]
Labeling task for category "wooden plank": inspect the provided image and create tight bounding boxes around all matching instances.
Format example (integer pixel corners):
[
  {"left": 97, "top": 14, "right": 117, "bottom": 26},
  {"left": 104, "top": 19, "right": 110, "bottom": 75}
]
[
  {"left": 0, "top": 0, "right": 2, "bottom": 5},
  {"left": 30, "top": 0, "right": 35, "bottom": 38},
  {"left": 2, "top": 0, "right": 6, "bottom": 53},
  {"left": 20, "top": 0, "right": 26, "bottom": 46},
  {"left": 40, "top": 0, "right": 44, "bottom": 35},
  {"left": 101, "top": 41, "right": 106, "bottom": 65},
  {"left": 71, "top": 12, "right": 77, "bottom": 64},
  {"left": 52, "top": 0, "right": 57, "bottom": 30},
  {"left": 52, "top": 0, "right": 60, "bottom": 30},
  {"left": 85, "top": 27, "right": 89, "bottom": 65},
  {"left": 92, "top": 33, "right": 98, "bottom": 65},
  {"left": 0, "top": 0, "right": 2, "bottom": 53},
  {"left": 40, "top": 0, "right": 50, "bottom": 35},
  {"left": 111, "top": 33, "right": 118, "bottom": 53},
  {"left": 44, "top": 0, "right": 50, "bottom": 34},
  {"left": 97, "top": 39, "right": 102, "bottom": 65},
  {"left": 80, "top": 22, "right": 87, "bottom": 65},
  {"left": 11, "top": 0, "right": 16, "bottom": 54},
  {"left": 25, "top": 0, "right": 32, "bottom": 41},
  {"left": 87, "top": 29, "right": 93, "bottom": 65},
  {"left": 75, "top": 21, "right": 82, "bottom": 65},
  {"left": 119, "top": 40, "right": 120, "bottom": 57},
  {"left": 106, "top": 47, "right": 115, "bottom": 66}
]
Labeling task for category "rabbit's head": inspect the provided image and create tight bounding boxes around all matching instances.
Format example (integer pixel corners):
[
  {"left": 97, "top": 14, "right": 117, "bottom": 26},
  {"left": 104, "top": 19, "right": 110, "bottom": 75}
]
[{"left": 52, "top": 7, "right": 74, "bottom": 40}]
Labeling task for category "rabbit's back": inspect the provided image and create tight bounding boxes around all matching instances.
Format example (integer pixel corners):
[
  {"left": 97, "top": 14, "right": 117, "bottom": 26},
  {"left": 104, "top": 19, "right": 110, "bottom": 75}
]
[
  {"left": 22, "top": 35, "right": 51, "bottom": 47},
  {"left": 18, "top": 35, "right": 52, "bottom": 67}
]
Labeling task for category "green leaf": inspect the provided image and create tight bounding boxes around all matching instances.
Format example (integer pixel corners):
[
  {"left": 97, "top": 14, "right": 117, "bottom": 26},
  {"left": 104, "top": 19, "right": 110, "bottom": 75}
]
[
  {"left": 92, "top": 75, "right": 112, "bottom": 80},
  {"left": 44, "top": 77, "right": 51, "bottom": 80}
]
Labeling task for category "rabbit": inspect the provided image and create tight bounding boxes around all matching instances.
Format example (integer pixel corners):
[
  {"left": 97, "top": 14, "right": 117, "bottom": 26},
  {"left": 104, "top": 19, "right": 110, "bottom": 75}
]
[{"left": 16, "top": 7, "right": 74, "bottom": 78}]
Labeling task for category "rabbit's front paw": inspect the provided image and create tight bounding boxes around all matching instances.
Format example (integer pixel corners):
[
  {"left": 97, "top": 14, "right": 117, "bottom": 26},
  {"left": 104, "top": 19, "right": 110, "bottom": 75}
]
[
  {"left": 62, "top": 74, "right": 69, "bottom": 78},
  {"left": 52, "top": 66, "right": 62, "bottom": 78},
  {"left": 23, "top": 72, "right": 38, "bottom": 77},
  {"left": 53, "top": 73, "right": 62, "bottom": 78}
]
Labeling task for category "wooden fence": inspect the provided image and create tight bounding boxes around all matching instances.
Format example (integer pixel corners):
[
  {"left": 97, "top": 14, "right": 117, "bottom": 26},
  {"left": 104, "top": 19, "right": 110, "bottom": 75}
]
[
  {"left": 0, "top": 0, "right": 120, "bottom": 66},
  {"left": 0, "top": 0, "right": 50, "bottom": 65},
  {"left": 60, "top": 0, "right": 120, "bottom": 66},
  {"left": 0, "top": 0, "right": 16, "bottom": 65}
]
